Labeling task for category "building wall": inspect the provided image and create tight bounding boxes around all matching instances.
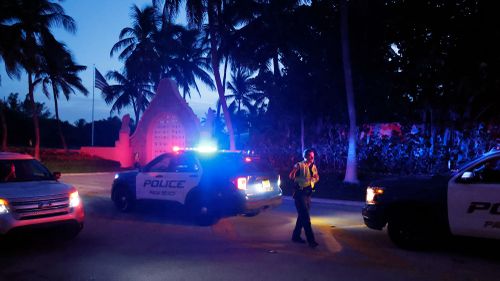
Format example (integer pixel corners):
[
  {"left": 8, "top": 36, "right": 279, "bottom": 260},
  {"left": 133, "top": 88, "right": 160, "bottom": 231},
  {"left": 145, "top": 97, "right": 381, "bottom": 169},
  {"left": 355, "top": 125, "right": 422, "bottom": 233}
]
[{"left": 80, "top": 78, "right": 200, "bottom": 168}]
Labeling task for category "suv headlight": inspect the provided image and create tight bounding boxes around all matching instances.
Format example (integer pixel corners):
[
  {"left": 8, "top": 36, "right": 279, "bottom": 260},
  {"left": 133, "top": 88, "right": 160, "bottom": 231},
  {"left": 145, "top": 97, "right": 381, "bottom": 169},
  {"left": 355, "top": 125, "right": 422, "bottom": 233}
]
[
  {"left": 366, "top": 186, "right": 384, "bottom": 205},
  {"left": 0, "top": 198, "right": 9, "bottom": 214},
  {"left": 69, "top": 191, "right": 81, "bottom": 208}
]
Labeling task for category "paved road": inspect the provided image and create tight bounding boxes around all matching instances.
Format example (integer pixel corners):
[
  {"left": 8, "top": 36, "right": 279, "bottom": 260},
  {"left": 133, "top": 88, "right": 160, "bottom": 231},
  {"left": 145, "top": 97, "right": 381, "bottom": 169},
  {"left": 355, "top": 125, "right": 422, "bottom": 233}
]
[{"left": 0, "top": 173, "right": 499, "bottom": 281}]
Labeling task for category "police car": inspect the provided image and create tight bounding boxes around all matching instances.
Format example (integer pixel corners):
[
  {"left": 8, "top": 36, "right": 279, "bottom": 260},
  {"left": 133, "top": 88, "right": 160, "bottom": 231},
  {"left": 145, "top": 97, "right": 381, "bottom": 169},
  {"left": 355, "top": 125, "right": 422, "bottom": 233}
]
[
  {"left": 111, "top": 148, "right": 283, "bottom": 225},
  {"left": 362, "top": 149, "right": 500, "bottom": 249},
  {"left": 0, "top": 152, "right": 85, "bottom": 239}
]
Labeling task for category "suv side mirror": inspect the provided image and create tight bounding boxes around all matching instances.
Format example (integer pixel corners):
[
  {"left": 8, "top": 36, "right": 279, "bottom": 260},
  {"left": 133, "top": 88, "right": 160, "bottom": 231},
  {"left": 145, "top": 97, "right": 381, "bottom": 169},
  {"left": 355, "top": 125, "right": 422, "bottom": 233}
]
[{"left": 53, "top": 171, "right": 61, "bottom": 180}]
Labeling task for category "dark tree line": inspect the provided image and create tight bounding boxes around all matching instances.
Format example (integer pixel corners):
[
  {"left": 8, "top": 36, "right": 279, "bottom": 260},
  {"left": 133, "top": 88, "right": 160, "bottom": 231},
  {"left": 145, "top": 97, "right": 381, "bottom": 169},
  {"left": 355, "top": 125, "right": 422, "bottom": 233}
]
[{"left": 0, "top": 93, "right": 122, "bottom": 148}]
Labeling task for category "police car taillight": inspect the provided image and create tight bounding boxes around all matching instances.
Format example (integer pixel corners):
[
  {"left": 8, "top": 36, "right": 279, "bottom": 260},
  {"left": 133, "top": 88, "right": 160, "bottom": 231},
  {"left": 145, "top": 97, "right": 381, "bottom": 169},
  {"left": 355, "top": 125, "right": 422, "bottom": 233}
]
[
  {"left": 0, "top": 198, "right": 9, "bottom": 214},
  {"left": 233, "top": 177, "right": 247, "bottom": 191}
]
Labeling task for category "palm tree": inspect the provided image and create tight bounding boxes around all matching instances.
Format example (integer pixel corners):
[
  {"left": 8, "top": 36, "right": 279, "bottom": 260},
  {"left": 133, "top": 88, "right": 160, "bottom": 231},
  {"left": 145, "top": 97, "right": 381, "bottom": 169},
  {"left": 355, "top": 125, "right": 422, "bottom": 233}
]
[
  {"left": 0, "top": 0, "right": 23, "bottom": 82},
  {"left": 110, "top": 5, "right": 162, "bottom": 86},
  {"left": 100, "top": 70, "right": 155, "bottom": 124},
  {"left": 35, "top": 36, "right": 88, "bottom": 150},
  {"left": 159, "top": 25, "right": 215, "bottom": 99},
  {"left": 9, "top": 0, "right": 76, "bottom": 159},
  {"left": 156, "top": 0, "right": 237, "bottom": 150},
  {"left": 340, "top": 0, "right": 358, "bottom": 183},
  {"left": 226, "top": 66, "right": 262, "bottom": 115}
]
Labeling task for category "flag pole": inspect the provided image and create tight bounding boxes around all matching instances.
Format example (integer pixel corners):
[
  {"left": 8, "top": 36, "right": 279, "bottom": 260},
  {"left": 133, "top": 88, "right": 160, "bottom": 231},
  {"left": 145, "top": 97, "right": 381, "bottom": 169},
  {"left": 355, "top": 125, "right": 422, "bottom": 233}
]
[{"left": 92, "top": 64, "right": 95, "bottom": 146}]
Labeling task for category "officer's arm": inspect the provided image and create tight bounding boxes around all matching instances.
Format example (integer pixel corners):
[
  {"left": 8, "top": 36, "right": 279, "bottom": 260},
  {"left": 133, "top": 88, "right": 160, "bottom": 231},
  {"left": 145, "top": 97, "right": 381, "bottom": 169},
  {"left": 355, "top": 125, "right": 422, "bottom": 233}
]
[
  {"left": 289, "top": 165, "right": 298, "bottom": 180},
  {"left": 312, "top": 165, "right": 319, "bottom": 183}
]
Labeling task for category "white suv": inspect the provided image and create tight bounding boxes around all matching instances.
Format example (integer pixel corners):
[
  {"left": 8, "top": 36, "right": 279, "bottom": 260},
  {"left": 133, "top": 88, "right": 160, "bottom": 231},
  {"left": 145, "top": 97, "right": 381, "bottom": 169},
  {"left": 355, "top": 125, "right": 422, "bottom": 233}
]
[{"left": 0, "top": 152, "right": 84, "bottom": 238}]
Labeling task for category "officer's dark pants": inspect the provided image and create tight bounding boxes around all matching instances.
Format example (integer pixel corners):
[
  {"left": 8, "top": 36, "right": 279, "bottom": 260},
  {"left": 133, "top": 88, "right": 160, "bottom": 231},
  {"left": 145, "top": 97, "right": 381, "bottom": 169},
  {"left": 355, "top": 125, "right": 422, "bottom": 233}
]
[{"left": 292, "top": 187, "right": 316, "bottom": 244}]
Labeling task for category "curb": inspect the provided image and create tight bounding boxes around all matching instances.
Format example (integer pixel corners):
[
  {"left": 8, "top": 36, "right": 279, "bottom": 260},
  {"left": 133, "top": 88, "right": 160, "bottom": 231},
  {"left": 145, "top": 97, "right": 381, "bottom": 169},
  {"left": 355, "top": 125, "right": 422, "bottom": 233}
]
[
  {"left": 282, "top": 196, "right": 364, "bottom": 207},
  {"left": 62, "top": 171, "right": 121, "bottom": 176}
]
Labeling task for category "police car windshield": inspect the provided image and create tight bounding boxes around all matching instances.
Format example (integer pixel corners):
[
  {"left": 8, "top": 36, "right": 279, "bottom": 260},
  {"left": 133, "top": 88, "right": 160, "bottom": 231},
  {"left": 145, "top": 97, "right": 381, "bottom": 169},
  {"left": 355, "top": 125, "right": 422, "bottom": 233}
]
[{"left": 0, "top": 159, "right": 54, "bottom": 183}]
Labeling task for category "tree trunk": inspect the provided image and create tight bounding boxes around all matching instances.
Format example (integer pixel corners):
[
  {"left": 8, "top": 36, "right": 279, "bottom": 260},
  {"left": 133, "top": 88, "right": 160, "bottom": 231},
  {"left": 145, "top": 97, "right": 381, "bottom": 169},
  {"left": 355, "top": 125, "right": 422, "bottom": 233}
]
[
  {"left": 0, "top": 101, "right": 7, "bottom": 151},
  {"left": 52, "top": 84, "right": 67, "bottom": 150},
  {"left": 273, "top": 52, "right": 281, "bottom": 80},
  {"left": 28, "top": 73, "right": 40, "bottom": 160},
  {"left": 300, "top": 112, "right": 304, "bottom": 153},
  {"left": 208, "top": 4, "right": 235, "bottom": 150},
  {"left": 340, "top": 0, "right": 358, "bottom": 184}
]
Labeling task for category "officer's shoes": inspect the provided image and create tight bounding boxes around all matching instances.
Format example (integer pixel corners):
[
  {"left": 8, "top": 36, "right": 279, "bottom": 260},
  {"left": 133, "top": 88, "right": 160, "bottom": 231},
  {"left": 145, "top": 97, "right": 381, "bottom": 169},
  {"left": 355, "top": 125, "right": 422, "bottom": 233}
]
[
  {"left": 292, "top": 237, "right": 306, "bottom": 244},
  {"left": 308, "top": 241, "right": 319, "bottom": 248}
]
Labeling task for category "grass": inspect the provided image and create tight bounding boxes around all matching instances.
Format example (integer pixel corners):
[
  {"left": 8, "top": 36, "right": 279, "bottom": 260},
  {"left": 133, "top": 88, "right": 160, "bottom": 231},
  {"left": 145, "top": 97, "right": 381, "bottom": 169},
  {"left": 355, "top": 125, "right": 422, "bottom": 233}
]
[{"left": 43, "top": 158, "right": 122, "bottom": 173}]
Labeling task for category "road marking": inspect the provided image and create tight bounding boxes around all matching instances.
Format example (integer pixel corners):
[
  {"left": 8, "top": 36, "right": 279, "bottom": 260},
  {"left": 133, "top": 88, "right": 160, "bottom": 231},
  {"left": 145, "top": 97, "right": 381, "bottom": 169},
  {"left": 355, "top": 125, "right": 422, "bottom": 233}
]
[{"left": 318, "top": 225, "right": 342, "bottom": 253}]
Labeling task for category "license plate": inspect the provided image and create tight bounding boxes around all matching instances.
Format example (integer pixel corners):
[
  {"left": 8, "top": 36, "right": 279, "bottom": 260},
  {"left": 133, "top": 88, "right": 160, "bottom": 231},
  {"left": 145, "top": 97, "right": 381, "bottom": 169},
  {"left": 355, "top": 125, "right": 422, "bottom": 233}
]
[{"left": 262, "top": 180, "right": 272, "bottom": 191}]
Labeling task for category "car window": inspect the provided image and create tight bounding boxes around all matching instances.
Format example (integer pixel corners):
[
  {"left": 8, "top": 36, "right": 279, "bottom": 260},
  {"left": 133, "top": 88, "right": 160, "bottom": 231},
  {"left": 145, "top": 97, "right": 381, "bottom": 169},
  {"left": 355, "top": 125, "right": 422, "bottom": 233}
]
[
  {"left": 147, "top": 155, "right": 173, "bottom": 172},
  {"left": 0, "top": 159, "right": 53, "bottom": 183},
  {"left": 169, "top": 153, "right": 199, "bottom": 173},
  {"left": 460, "top": 157, "right": 500, "bottom": 184},
  {"left": 474, "top": 157, "right": 500, "bottom": 184}
]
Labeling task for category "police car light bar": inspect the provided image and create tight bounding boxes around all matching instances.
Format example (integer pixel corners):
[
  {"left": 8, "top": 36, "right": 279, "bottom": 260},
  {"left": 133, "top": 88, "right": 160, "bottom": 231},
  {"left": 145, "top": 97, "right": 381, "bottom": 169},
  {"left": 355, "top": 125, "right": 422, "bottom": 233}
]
[{"left": 171, "top": 145, "right": 218, "bottom": 153}]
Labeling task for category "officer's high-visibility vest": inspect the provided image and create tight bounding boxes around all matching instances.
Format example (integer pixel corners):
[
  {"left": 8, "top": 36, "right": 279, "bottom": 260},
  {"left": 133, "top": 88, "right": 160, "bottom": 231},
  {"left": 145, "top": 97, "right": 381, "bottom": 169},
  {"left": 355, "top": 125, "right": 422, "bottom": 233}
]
[{"left": 294, "top": 161, "right": 318, "bottom": 188}]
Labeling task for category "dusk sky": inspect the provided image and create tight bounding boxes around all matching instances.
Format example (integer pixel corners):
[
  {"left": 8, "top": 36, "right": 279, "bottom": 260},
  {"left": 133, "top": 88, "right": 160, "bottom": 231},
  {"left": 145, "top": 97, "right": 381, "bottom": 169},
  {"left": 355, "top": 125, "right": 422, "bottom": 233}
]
[{"left": 0, "top": 0, "right": 218, "bottom": 124}]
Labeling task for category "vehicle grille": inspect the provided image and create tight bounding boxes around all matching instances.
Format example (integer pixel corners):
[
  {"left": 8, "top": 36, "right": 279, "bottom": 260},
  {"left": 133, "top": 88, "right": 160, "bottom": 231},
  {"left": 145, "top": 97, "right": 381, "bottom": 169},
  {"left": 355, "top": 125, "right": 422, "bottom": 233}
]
[{"left": 9, "top": 193, "right": 70, "bottom": 220}]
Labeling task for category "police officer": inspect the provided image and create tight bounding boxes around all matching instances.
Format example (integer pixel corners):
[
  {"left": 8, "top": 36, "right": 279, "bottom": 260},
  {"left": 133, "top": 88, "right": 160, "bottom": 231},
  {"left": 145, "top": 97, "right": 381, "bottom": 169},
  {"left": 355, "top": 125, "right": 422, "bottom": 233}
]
[{"left": 289, "top": 148, "right": 319, "bottom": 248}]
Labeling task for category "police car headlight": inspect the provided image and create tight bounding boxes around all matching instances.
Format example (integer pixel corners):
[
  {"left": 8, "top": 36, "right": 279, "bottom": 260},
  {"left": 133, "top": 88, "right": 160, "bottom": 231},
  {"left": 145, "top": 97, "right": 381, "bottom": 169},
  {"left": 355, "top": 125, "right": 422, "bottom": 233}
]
[
  {"left": 69, "top": 191, "right": 81, "bottom": 208},
  {"left": 366, "top": 186, "right": 384, "bottom": 205},
  {"left": 0, "top": 198, "right": 9, "bottom": 214},
  {"left": 114, "top": 174, "right": 119, "bottom": 180}
]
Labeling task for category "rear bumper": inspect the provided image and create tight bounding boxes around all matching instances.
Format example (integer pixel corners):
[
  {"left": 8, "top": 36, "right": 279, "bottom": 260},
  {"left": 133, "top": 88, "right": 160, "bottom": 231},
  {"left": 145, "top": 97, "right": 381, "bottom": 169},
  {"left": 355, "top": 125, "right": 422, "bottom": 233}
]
[
  {"left": 362, "top": 204, "right": 387, "bottom": 230},
  {"left": 0, "top": 205, "right": 85, "bottom": 235},
  {"left": 243, "top": 191, "right": 283, "bottom": 213}
]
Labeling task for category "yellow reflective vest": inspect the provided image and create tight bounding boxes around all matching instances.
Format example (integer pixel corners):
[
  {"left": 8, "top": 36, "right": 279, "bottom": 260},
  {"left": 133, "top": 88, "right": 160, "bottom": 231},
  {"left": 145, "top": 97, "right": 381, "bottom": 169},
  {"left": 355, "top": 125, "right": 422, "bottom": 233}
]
[{"left": 294, "top": 161, "right": 319, "bottom": 189}]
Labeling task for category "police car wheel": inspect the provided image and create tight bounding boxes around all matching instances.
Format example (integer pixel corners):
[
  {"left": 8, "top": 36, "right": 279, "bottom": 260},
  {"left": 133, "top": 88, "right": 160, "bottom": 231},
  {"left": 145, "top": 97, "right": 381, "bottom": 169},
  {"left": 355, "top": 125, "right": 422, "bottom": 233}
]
[
  {"left": 114, "top": 188, "right": 134, "bottom": 212},
  {"left": 188, "top": 196, "right": 218, "bottom": 226},
  {"left": 387, "top": 220, "right": 424, "bottom": 250}
]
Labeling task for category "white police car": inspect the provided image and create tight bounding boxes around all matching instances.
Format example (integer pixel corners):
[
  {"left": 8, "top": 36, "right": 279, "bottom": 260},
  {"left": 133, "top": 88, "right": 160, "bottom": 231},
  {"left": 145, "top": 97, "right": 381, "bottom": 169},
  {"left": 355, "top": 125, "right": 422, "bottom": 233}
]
[
  {"left": 111, "top": 149, "right": 282, "bottom": 225},
  {"left": 0, "top": 152, "right": 84, "bottom": 239},
  {"left": 362, "top": 149, "right": 500, "bottom": 249}
]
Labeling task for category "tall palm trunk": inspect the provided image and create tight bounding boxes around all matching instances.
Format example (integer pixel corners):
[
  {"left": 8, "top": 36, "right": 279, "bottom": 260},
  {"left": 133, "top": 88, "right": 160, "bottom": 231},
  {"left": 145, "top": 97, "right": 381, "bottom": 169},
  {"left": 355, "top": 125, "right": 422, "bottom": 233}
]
[
  {"left": 0, "top": 101, "right": 7, "bottom": 151},
  {"left": 52, "top": 83, "right": 67, "bottom": 150},
  {"left": 208, "top": 4, "right": 235, "bottom": 150},
  {"left": 340, "top": 0, "right": 358, "bottom": 183},
  {"left": 28, "top": 72, "right": 40, "bottom": 159},
  {"left": 273, "top": 52, "right": 281, "bottom": 80},
  {"left": 131, "top": 96, "right": 140, "bottom": 126}
]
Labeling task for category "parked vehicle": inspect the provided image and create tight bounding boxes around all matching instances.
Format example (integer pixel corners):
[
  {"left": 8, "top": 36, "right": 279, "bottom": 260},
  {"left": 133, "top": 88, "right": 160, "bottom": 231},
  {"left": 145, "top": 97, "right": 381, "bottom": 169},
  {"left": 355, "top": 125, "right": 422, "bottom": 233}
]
[
  {"left": 0, "top": 152, "right": 85, "bottom": 240},
  {"left": 362, "top": 149, "right": 500, "bottom": 249},
  {"left": 111, "top": 149, "right": 283, "bottom": 225}
]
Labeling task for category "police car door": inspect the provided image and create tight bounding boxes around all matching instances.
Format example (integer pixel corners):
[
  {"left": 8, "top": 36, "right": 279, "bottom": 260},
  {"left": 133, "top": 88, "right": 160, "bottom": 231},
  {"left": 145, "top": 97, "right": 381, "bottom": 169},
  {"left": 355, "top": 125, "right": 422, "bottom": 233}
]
[
  {"left": 448, "top": 156, "right": 500, "bottom": 239},
  {"left": 136, "top": 153, "right": 201, "bottom": 204}
]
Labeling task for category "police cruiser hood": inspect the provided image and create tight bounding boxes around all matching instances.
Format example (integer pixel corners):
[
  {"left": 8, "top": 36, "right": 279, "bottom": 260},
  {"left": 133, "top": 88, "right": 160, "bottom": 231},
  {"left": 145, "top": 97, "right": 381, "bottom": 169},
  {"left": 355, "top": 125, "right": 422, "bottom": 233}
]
[{"left": 0, "top": 180, "right": 74, "bottom": 199}]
